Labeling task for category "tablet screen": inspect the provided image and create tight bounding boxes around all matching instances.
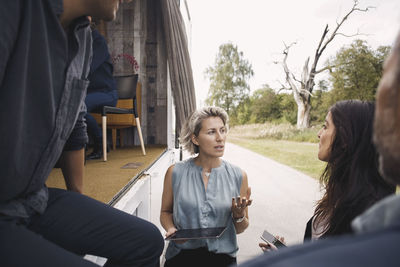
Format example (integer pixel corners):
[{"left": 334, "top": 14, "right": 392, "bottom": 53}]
[{"left": 165, "top": 227, "right": 227, "bottom": 241}]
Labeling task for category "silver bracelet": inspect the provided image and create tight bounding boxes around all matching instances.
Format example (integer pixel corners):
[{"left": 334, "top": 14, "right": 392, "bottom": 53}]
[{"left": 232, "top": 214, "right": 245, "bottom": 223}]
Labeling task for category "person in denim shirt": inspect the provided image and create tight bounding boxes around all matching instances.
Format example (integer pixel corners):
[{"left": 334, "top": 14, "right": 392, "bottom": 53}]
[{"left": 0, "top": 1, "right": 163, "bottom": 266}]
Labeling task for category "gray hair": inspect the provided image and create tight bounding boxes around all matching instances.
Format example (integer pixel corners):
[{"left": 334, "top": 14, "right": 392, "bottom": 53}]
[{"left": 180, "top": 106, "right": 229, "bottom": 154}]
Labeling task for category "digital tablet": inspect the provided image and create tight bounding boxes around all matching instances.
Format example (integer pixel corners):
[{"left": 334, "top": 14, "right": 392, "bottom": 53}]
[{"left": 165, "top": 227, "right": 227, "bottom": 241}]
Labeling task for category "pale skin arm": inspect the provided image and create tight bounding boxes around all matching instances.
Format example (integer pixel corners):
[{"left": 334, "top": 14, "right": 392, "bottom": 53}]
[
  {"left": 231, "top": 170, "right": 252, "bottom": 234},
  {"left": 58, "top": 148, "right": 84, "bottom": 194},
  {"left": 160, "top": 165, "right": 178, "bottom": 238}
]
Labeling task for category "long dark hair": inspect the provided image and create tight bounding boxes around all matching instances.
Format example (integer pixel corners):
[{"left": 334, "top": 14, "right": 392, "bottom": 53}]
[{"left": 314, "top": 100, "right": 395, "bottom": 236}]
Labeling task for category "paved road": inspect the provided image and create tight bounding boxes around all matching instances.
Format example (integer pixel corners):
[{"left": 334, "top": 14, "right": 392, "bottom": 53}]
[{"left": 222, "top": 142, "right": 323, "bottom": 264}]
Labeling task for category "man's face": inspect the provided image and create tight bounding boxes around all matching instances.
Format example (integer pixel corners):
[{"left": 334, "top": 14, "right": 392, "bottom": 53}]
[
  {"left": 92, "top": 0, "right": 133, "bottom": 21},
  {"left": 373, "top": 31, "right": 400, "bottom": 185}
]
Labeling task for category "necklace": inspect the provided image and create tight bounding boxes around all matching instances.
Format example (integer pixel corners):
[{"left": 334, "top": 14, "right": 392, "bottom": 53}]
[{"left": 204, "top": 171, "right": 211, "bottom": 177}]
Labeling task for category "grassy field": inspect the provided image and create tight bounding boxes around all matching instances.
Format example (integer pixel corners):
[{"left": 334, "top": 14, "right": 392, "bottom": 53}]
[{"left": 228, "top": 123, "right": 326, "bottom": 179}]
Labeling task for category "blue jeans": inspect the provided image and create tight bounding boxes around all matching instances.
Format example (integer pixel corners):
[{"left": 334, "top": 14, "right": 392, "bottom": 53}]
[
  {"left": 85, "top": 90, "right": 118, "bottom": 143},
  {"left": 0, "top": 188, "right": 164, "bottom": 267}
]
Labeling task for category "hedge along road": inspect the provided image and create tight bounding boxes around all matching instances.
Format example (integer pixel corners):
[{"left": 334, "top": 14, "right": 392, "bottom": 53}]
[{"left": 222, "top": 142, "right": 323, "bottom": 263}]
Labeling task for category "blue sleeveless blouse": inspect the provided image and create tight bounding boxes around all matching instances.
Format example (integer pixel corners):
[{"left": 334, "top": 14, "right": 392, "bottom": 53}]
[{"left": 165, "top": 158, "right": 243, "bottom": 259}]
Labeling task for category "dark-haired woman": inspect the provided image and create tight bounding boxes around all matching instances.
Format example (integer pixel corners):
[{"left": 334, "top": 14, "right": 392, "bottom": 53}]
[
  {"left": 260, "top": 100, "right": 395, "bottom": 251},
  {"left": 307, "top": 100, "right": 395, "bottom": 240}
]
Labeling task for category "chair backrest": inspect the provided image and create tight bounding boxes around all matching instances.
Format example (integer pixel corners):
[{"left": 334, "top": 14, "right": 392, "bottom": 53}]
[
  {"left": 114, "top": 74, "right": 138, "bottom": 99},
  {"left": 91, "top": 78, "right": 142, "bottom": 127}
]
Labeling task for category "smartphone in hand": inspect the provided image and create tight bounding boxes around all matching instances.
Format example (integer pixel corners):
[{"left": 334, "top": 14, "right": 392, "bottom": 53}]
[{"left": 260, "top": 230, "right": 286, "bottom": 248}]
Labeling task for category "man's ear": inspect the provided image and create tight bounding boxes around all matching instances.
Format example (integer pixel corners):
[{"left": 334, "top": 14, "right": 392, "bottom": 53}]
[{"left": 191, "top": 134, "right": 199, "bottom": 146}]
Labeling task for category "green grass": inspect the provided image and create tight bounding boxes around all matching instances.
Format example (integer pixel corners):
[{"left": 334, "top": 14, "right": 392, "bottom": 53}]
[
  {"left": 228, "top": 123, "right": 326, "bottom": 179},
  {"left": 229, "top": 122, "right": 321, "bottom": 143}
]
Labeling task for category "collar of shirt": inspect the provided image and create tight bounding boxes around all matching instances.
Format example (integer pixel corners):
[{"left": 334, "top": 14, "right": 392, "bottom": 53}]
[{"left": 352, "top": 194, "right": 400, "bottom": 234}]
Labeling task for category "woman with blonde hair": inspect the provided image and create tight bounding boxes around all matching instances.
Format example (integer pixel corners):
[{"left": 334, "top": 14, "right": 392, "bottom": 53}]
[{"left": 161, "top": 106, "right": 252, "bottom": 266}]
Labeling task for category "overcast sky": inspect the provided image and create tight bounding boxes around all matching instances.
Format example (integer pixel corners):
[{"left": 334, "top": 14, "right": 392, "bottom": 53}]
[{"left": 185, "top": 0, "right": 400, "bottom": 106}]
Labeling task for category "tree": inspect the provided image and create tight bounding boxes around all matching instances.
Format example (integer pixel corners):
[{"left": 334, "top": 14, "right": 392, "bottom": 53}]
[
  {"left": 205, "top": 43, "right": 253, "bottom": 115},
  {"left": 250, "top": 85, "right": 282, "bottom": 123},
  {"left": 278, "top": 0, "right": 372, "bottom": 129},
  {"left": 328, "top": 40, "right": 391, "bottom": 101},
  {"left": 279, "top": 93, "right": 297, "bottom": 125},
  {"left": 233, "top": 97, "right": 252, "bottom": 125},
  {"left": 310, "top": 80, "right": 334, "bottom": 124}
]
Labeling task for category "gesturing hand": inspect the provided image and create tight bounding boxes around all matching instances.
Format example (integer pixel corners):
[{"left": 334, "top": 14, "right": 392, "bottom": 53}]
[{"left": 231, "top": 187, "right": 252, "bottom": 219}]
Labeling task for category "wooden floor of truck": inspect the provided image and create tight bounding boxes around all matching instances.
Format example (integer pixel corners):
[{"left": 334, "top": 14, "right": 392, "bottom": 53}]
[{"left": 46, "top": 145, "right": 167, "bottom": 204}]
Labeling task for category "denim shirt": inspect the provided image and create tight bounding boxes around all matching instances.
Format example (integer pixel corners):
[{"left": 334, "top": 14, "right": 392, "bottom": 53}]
[
  {"left": 166, "top": 158, "right": 243, "bottom": 259},
  {"left": 0, "top": 0, "right": 91, "bottom": 218}
]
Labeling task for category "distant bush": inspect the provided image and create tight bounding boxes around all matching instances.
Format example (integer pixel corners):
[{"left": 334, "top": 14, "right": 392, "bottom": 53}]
[{"left": 229, "top": 122, "right": 320, "bottom": 143}]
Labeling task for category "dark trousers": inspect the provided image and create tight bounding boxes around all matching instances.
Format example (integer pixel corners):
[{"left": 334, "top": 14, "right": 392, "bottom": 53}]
[
  {"left": 85, "top": 90, "right": 118, "bottom": 145},
  {"left": 0, "top": 188, "right": 164, "bottom": 267},
  {"left": 164, "top": 247, "right": 237, "bottom": 267}
]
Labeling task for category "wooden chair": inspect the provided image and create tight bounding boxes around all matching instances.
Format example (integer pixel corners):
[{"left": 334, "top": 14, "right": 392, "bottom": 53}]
[{"left": 91, "top": 74, "right": 146, "bottom": 161}]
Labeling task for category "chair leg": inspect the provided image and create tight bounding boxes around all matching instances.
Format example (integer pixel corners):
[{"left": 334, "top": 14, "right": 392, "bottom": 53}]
[
  {"left": 102, "top": 116, "right": 107, "bottom": 161},
  {"left": 135, "top": 117, "right": 146, "bottom": 156},
  {"left": 112, "top": 129, "right": 117, "bottom": 150},
  {"left": 120, "top": 130, "right": 124, "bottom": 148}
]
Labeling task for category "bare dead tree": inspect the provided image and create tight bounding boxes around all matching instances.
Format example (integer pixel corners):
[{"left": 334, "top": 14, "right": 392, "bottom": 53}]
[{"left": 281, "top": 0, "right": 373, "bottom": 129}]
